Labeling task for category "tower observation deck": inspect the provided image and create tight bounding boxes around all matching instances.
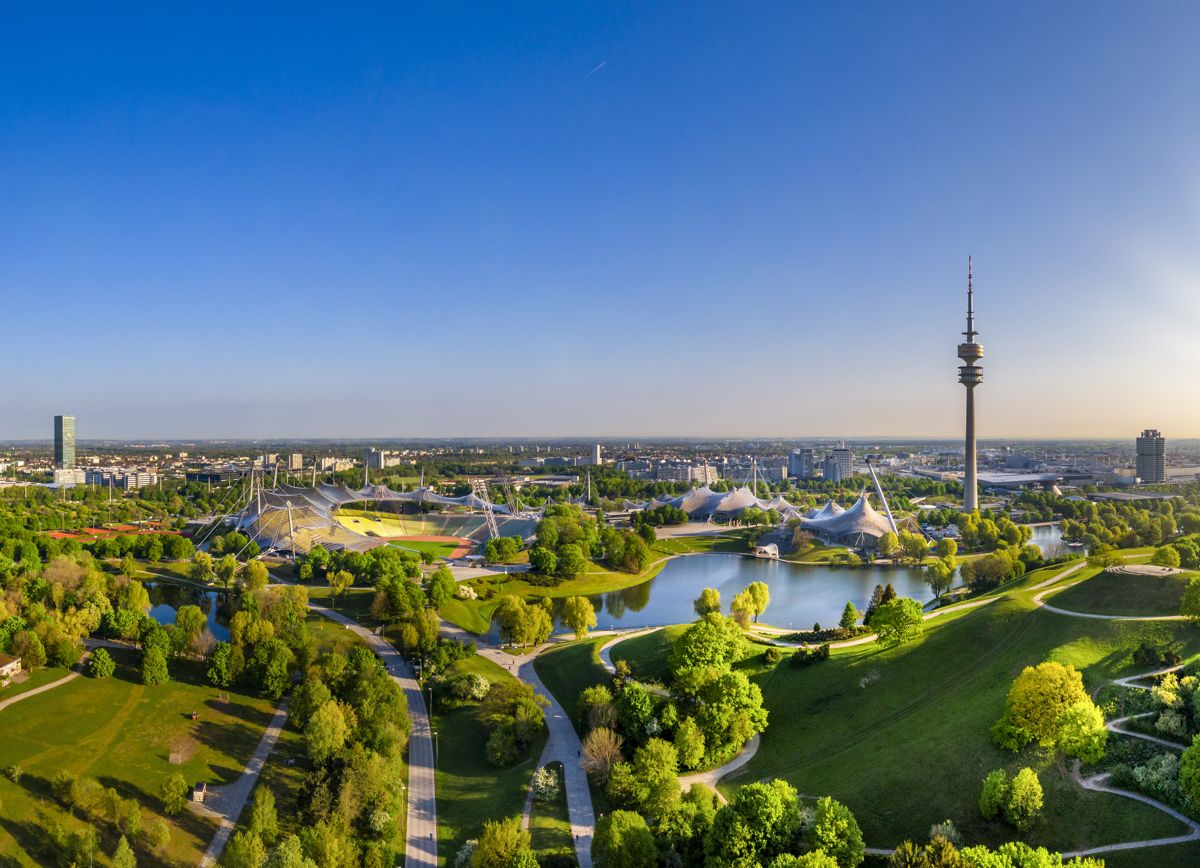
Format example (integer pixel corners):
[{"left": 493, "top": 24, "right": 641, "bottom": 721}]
[{"left": 958, "top": 258, "right": 983, "bottom": 511}]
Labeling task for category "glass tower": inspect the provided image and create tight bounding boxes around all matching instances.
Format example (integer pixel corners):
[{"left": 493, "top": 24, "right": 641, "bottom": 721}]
[{"left": 54, "top": 415, "right": 75, "bottom": 469}]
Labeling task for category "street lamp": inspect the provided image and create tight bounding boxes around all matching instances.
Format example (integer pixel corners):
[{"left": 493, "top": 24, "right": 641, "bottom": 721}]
[{"left": 432, "top": 729, "right": 439, "bottom": 767}]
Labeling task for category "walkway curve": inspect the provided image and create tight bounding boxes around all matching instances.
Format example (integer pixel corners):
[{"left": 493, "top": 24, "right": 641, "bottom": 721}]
[
  {"left": 0, "top": 638, "right": 130, "bottom": 714},
  {"left": 309, "top": 604, "right": 437, "bottom": 868},
  {"left": 1033, "top": 581, "right": 1188, "bottom": 622}
]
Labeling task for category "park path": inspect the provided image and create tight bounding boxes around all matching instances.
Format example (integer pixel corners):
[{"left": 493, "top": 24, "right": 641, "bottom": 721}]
[
  {"left": 309, "top": 603, "right": 438, "bottom": 868},
  {"left": 0, "top": 638, "right": 131, "bottom": 714},
  {"left": 197, "top": 700, "right": 289, "bottom": 867},
  {"left": 476, "top": 643, "right": 595, "bottom": 868}
]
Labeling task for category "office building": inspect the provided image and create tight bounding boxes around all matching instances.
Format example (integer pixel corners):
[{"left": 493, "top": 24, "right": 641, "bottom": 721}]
[
  {"left": 789, "top": 448, "right": 815, "bottom": 479},
  {"left": 591, "top": 444, "right": 603, "bottom": 466},
  {"left": 54, "top": 414, "right": 75, "bottom": 469},
  {"left": 822, "top": 453, "right": 849, "bottom": 484},
  {"left": 288, "top": 453, "right": 304, "bottom": 471},
  {"left": 85, "top": 468, "right": 159, "bottom": 490},
  {"left": 1136, "top": 429, "right": 1166, "bottom": 483}
]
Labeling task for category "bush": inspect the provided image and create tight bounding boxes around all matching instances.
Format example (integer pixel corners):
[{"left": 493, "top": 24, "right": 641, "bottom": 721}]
[
  {"left": 88, "top": 648, "right": 115, "bottom": 679},
  {"left": 763, "top": 647, "right": 783, "bottom": 665},
  {"left": 1004, "top": 768, "right": 1043, "bottom": 830},
  {"left": 531, "top": 765, "right": 561, "bottom": 802},
  {"left": 790, "top": 644, "right": 831, "bottom": 668},
  {"left": 486, "top": 724, "right": 519, "bottom": 767},
  {"left": 979, "top": 770, "right": 1008, "bottom": 820}
]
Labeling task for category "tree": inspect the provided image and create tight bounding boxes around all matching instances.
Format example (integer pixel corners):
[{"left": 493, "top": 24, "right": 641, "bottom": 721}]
[
  {"left": 121, "top": 553, "right": 139, "bottom": 579},
  {"left": 1181, "top": 576, "right": 1200, "bottom": 622},
  {"left": 1055, "top": 700, "right": 1107, "bottom": 763},
  {"left": 730, "top": 590, "right": 756, "bottom": 629},
  {"left": 305, "top": 700, "right": 348, "bottom": 764},
  {"left": 978, "top": 769, "right": 1009, "bottom": 820},
  {"left": 582, "top": 727, "right": 625, "bottom": 785},
  {"left": 993, "top": 661, "right": 1091, "bottom": 750},
  {"left": 326, "top": 570, "right": 353, "bottom": 610},
  {"left": 925, "top": 558, "right": 955, "bottom": 599},
  {"left": 142, "top": 646, "right": 169, "bottom": 686},
  {"left": 1180, "top": 734, "right": 1200, "bottom": 807},
  {"left": 607, "top": 738, "right": 680, "bottom": 820},
  {"left": 11, "top": 630, "right": 46, "bottom": 669},
  {"left": 145, "top": 817, "right": 171, "bottom": 851},
  {"left": 207, "top": 642, "right": 234, "bottom": 688},
  {"left": 669, "top": 613, "right": 743, "bottom": 674},
  {"left": 810, "top": 796, "right": 865, "bottom": 868},
  {"left": 1151, "top": 546, "right": 1181, "bottom": 568},
  {"left": 1004, "top": 767, "right": 1043, "bottom": 830},
  {"left": 872, "top": 598, "right": 924, "bottom": 648},
  {"left": 706, "top": 779, "right": 801, "bottom": 867},
  {"left": 175, "top": 604, "right": 207, "bottom": 642},
  {"left": 426, "top": 566, "right": 455, "bottom": 608},
  {"left": 877, "top": 531, "right": 900, "bottom": 562},
  {"left": 161, "top": 773, "right": 190, "bottom": 815},
  {"left": 250, "top": 638, "right": 294, "bottom": 698},
  {"left": 556, "top": 543, "right": 588, "bottom": 579},
  {"left": 694, "top": 587, "right": 722, "bottom": 617},
  {"left": 562, "top": 595, "right": 597, "bottom": 639},
  {"left": 215, "top": 554, "right": 239, "bottom": 590},
  {"left": 244, "top": 560, "right": 270, "bottom": 592},
  {"left": 528, "top": 546, "right": 557, "bottom": 576},
  {"left": 746, "top": 581, "right": 770, "bottom": 623},
  {"left": 223, "top": 831, "right": 268, "bottom": 868},
  {"left": 839, "top": 602, "right": 860, "bottom": 630},
  {"left": 674, "top": 717, "right": 706, "bottom": 770},
  {"left": 189, "top": 551, "right": 214, "bottom": 584},
  {"left": 112, "top": 836, "right": 137, "bottom": 868},
  {"left": 594, "top": 810, "right": 657, "bottom": 868},
  {"left": 935, "top": 537, "right": 958, "bottom": 560},
  {"left": 88, "top": 647, "right": 115, "bottom": 678},
  {"left": 249, "top": 786, "right": 280, "bottom": 845},
  {"left": 471, "top": 817, "right": 535, "bottom": 868},
  {"left": 899, "top": 530, "right": 930, "bottom": 565}
]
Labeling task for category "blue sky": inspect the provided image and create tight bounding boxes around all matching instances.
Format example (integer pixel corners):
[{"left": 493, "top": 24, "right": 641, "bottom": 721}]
[{"left": 3, "top": 3, "right": 1200, "bottom": 439}]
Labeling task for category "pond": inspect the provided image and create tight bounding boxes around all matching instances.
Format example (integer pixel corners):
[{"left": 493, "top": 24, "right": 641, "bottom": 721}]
[
  {"left": 146, "top": 582, "right": 232, "bottom": 642},
  {"left": 532, "top": 554, "right": 934, "bottom": 637}
]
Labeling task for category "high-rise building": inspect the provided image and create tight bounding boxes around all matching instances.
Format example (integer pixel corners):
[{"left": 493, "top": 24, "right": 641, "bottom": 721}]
[
  {"left": 788, "top": 448, "right": 815, "bottom": 479},
  {"left": 1136, "top": 429, "right": 1166, "bottom": 483},
  {"left": 591, "top": 444, "right": 603, "bottom": 466},
  {"left": 288, "top": 453, "right": 304, "bottom": 471},
  {"left": 54, "top": 415, "right": 75, "bottom": 469},
  {"left": 957, "top": 259, "right": 983, "bottom": 511},
  {"left": 822, "top": 450, "right": 851, "bottom": 483}
]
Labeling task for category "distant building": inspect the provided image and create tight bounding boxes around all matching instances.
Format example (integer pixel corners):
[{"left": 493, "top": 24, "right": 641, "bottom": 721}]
[
  {"left": 288, "top": 453, "right": 304, "bottom": 471},
  {"left": 365, "top": 449, "right": 405, "bottom": 470},
  {"left": 186, "top": 466, "right": 241, "bottom": 484},
  {"left": 321, "top": 456, "right": 356, "bottom": 472},
  {"left": 54, "top": 414, "right": 75, "bottom": 469},
  {"left": 823, "top": 447, "right": 852, "bottom": 483},
  {"left": 85, "top": 468, "right": 159, "bottom": 490},
  {"left": 52, "top": 468, "right": 87, "bottom": 486},
  {"left": 1136, "top": 429, "right": 1166, "bottom": 483},
  {"left": 0, "top": 653, "right": 21, "bottom": 685},
  {"left": 788, "top": 448, "right": 815, "bottom": 479},
  {"left": 591, "top": 444, "right": 603, "bottom": 466}
]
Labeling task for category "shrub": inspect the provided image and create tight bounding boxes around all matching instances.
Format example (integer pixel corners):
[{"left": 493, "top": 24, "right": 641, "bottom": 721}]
[
  {"left": 928, "top": 819, "right": 962, "bottom": 846},
  {"left": 88, "top": 648, "right": 115, "bottom": 679},
  {"left": 1131, "top": 752, "right": 1183, "bottom": 806},
  {"left": 978, "top": 770, "right": 1008, "bottom": 820},
  {"left": 486, "top": 724, "right": 519, "bottom": 767},
  {"left": 790, "top": 644, "right": 831, "bottom": 668},
  {"left": 1004, "top": 768, "right": 1043, "bottom": 831},
  {"left": 763, "top": 647, "right": 783, "bottom": 665},
  {"left": 531, "top": 765, "right": 561, "bottom": 802}
]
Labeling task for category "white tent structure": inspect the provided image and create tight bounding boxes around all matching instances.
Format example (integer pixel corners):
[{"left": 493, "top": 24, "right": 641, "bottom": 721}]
[{"left": 800, "top": 493, "right": 895, "bottom": 548}]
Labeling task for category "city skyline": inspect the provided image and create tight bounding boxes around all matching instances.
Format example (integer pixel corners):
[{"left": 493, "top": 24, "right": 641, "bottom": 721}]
[{"left": 4, "top": 5, "right": 1200, "bottom": 439}]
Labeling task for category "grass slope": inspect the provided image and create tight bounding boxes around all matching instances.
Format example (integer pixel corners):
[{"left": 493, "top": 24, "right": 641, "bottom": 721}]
[
  {"left": 1050, "top": 569, "right": 1193, "bottom": 617},
  {"left": 0, "top": 648, "right": 280, "bottom": 867},
  {"left": 739, "top": 565, "right": 1200, "bottom": 852},
  {"left": 529, "top": 761, "right": 575, "bottom": 865},
  {"left": 532, "top": 639, "right": 611, "bottom": 735}
]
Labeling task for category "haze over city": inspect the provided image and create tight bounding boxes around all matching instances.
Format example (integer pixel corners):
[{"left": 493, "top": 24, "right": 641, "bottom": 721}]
[{"left": 4, "top": 4, "right": 1200, "bottom": 439}]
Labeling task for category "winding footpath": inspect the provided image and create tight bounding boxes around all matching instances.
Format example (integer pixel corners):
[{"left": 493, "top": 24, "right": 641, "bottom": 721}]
[
  {"left": 309, "top": 604, "right": 438, "bottom": 868},
  {"left": 0, "top": 638, "right": 129, "bottom": 714},
  {"left": 1028, "top": 561, "right": 1200, "bottom": 856}
]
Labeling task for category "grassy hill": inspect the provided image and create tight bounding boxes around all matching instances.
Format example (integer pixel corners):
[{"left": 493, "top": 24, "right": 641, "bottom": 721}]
[{"left": 1049, "top": 569, "right": 1194, "bottom": 617}]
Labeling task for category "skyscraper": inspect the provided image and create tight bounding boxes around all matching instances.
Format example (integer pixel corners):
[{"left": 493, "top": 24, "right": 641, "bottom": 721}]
[
  {"left": 1136, "top": 429, "right": 1166, "bottom": 483},
  {"left": 957, "top": 259, "right": 983, "bottom": 512},
  {"left": 591, "top": 444, "right": 603, "bottom": 466},
  {"left": 54, "top": 415, "right": 75, "bottom": 469}
]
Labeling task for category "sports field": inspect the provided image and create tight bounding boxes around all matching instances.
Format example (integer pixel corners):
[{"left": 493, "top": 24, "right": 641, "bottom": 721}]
[{"left": 336, "top": 511, "right": 475, "bottom": 558}]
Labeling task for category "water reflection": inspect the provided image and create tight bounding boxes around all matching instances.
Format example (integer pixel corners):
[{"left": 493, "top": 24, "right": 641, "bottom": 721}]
[{"left": 145, "top": 581, "right": 232, "bottom": 641}]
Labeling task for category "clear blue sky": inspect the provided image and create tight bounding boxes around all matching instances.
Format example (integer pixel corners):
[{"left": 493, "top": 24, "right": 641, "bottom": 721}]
[{"left": 3, "top": 3, "right": 1200, "bottom": 439}]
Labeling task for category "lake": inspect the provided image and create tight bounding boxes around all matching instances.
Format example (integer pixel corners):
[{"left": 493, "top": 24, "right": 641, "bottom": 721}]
[
  {"left": 539, "top": 554, "right": 933, "bottom": 636},
  {"left": 146, "top": 582, "right": 231, "bottom": 641}
]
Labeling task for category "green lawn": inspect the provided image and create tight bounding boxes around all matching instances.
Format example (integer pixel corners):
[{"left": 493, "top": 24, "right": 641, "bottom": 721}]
[
  {"left": 388, "top": 539, "right": 462, "bottom": 560},
  {"left": 1049, "top": 569, "right": 1193, "bottom": 617},
  {"left": 737, "top": 563, "right": 1200, "bottom": 853},
  {"left": 607, "top": 627, "right": 681, "bottom": 684},
  {"left": 529, "top": 761, "right": 575, "bottom": 865},
  {"left": 649, "top": 530, "right": 755, "bottom": 555},
  {"left": 433, "top": 654, "right": 547, "bottom": 865},
  {"left": 0, "top": 647, "right": 282, "bottom": 867},
  {"left": 306, "top": 586, "right": 379, "bottom": 625}
]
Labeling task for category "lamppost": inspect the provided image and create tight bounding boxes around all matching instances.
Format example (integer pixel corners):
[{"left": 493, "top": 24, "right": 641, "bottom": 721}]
[{"left": 432, "top": 729, "right": 439, "bottom": 767}]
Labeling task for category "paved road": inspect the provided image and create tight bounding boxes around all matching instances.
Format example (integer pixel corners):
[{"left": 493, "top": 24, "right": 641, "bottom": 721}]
[
  {"left": 309, "top": 604, "right": 437, "bottom": 868},
  {"left": 198, "top": 700, "right": 290, "bottom": 866}
]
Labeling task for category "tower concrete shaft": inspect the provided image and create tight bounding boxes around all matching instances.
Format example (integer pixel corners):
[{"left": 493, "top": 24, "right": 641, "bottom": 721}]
[{"left": 957, "top": 257, "right": 984, "bottom": 512}]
